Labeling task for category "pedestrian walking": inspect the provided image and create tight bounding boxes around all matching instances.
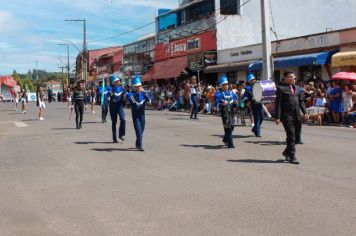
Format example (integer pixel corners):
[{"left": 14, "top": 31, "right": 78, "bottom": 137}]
[
  {"left": 19, "top": 88, "right": 28, "bottom": 114},
  {"left": 70, "top": 81, "right": 86, "bottom": 129},
  {"left": 189, "top": 76, "right": 200, "bottom": 119},
  {"left": 243, "top": 73, "right": 263, "bottom": 137},
  {"left": 275, "top": 71, "right": 309, "bottom": 164},
  {"left": 127, "top": 76, "right": 151, "bottom": 151},
  {"left": 109, "top": 75, "right": 126, "bottom": 143},
  {"left": 14, "top": 90, "right": 19, "bottom": 111},
  {"left": 36, "top": 87, "right": 45, "bottom": 120},
  {"left": 215, "top": 74, "right": 238, "bottom": 148}
]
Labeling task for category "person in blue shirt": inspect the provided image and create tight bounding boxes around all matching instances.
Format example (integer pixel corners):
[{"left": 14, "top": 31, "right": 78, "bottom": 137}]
[
  {"left": 243, "top": 73, "right": 263, "bottom": 137},
  {"left": 126, "top": 75, "right": 151, "bottom": 151},
  {"left": 97, "top": 80, "right": 109, "bottom": 123},
  {"left": 109, "top": 75, "right": 126, "bottom": 143},
  {"left": 215, "top": 74, "right": 238, "bottom": 148}
]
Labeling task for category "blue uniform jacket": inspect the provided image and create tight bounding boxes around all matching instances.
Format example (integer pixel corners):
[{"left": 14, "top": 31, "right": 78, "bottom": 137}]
[
  {"left": 127, "top": 91, "right": 151, "bottom": 115},
  {"left": 109, "top": 86, "right": 125, "bottom": 104},
  {"left": 242, "top": 85, "right": 252, "bottom": 102},
  {"left": 215, "top": 90, "right": 238, "bottom": 109}
]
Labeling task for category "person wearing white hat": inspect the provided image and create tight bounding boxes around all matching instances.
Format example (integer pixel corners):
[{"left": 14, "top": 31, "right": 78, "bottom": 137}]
[
  {"left": 215, "top": 74, "right": 238, "bottom": 148},
  {"left": 127, "top": 75, "right": 151, "bottom": 151},
  {"left": 243, "top": 73, "right": 263, "bottom": 137},
  {"left": 109, "top": 75, "right": 126, "bottom": 143}
]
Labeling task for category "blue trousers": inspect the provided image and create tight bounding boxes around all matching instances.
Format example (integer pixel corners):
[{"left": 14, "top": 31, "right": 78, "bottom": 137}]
[
  {"left": 102, "top": 102, "right": 109, "bottom": 122},
  {"left": 110, "top": 103, "right": 126, "bottom": 140},
  {"left": 190, "top": 94, "right": 198, "bottom": 118},
  {"left": 132, "top": 113, "right": 145, "bottom": 148},
  {"left": 252, "top": 103, "right": 264, "bottom": 136}
]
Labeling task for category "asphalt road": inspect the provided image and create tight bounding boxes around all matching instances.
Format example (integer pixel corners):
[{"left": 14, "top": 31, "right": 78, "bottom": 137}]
[{"left": 1, "top": 102, "right": 356, "bottom": 236}]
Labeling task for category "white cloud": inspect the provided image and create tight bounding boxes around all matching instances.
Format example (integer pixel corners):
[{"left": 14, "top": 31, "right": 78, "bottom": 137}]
[{"left": 0, "top": 11, "right": 29, "bottom": 35}]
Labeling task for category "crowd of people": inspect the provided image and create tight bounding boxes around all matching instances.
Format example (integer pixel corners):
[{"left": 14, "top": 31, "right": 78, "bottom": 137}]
[{"left": 135, "top": 77, "right": 356, "bottom": 128}]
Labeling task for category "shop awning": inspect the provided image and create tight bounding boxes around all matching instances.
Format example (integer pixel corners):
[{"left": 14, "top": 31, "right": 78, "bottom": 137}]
[
  {"left": 331, "top": 72, "right": 356, "bottom": 81},
  {"left": 331, "top": 51, "right": 356, "bottom": 67},
  {"left": 249, "top": 51, "right": 337, "bottom": 71},
  {"left": 204, "top": 61, "right": 252, "bottom": 74},
  {"left": 142, "top": 56, "right": 187, "bottom": 81},
  {"left": 0, "top": 76, "right": 16, "bottom": 87}
]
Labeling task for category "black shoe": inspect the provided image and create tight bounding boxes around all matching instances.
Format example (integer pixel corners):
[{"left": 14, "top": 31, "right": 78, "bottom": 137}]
[
  {"left": 119, "top": 136, "right": 125, "bottom": 142},
  {"left": 222, "top": 139, "right": 228, "bottom": 146},
  {"left": 296, "top": 141, "right": 304, "bottom": 145},
  {"left": 256, "top": 135, "right": 262, "bottom": 138},
  {"left": 113, "top": 139, "right": 118, "bottom": 143},
  {"left": 289, "top": 158, "right": 300, "bottom": 165},
  {"left": 282, "top": 150, "right": 290, "bottom": 161},
  {"left": 79, "top": 124, "right": 82, "bottom": 129},
  {"left": 76, "top": 126, "right": 80, "bottom": 129},
  {"left": 228, "top": 144, "right": 235, "bottom": 148}
]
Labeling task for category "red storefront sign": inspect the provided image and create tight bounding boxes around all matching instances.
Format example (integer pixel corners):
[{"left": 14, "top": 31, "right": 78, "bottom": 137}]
[{"left": 155, "top": 31, "right": 216, "bottom": 61}]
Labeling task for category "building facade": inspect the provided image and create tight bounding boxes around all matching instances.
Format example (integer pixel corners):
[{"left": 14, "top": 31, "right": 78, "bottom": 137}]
[
  {"left": 122, "top": 34, "right": 155, "bottom": 85},
  {"left": 210, "top": 0, "right": 356, "bottom": 82}
]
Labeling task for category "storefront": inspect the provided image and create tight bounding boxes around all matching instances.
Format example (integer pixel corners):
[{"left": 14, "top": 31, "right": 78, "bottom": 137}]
[
  {"left": 209, "top": 29, "right": 349, "bottom": 83},
  {"left": 143, "top": 31, "right": 217, "bottom": 83}
]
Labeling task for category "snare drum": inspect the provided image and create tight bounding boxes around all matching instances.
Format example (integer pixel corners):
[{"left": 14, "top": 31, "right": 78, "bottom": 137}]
[{"left": 252, "top": 80, "right": 276, "bottom": 103}]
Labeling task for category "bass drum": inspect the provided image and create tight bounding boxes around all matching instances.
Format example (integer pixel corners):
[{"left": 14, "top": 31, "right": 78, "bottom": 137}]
[{"left": 252, "top": 80, "right": 276, "bottom": 103}]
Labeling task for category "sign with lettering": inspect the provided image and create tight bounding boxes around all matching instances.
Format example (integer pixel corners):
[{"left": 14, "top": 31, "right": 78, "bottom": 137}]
[
  {"left": 218, "top": 44, "right": 262, "bottom": 64},
  {"left": 274, "top": 32, "right": 340, "bottom": 53}
]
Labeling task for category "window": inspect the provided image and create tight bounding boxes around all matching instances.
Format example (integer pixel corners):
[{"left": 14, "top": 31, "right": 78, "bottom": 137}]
[
  {"left": 220, "top": 0, "right": 242, "bottom": 15},
  {"left": 187, "top": 38, "right": 200, "bottom": 50}
]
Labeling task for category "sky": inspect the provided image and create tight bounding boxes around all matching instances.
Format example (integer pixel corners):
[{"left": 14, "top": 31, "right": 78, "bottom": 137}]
[{"left": 0, "top": 0, "right": 179, "bottom": 75}]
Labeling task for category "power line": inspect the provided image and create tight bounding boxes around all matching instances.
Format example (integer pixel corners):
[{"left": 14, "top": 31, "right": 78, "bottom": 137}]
[
  {"left": 88, "top": 0, "right": 253, "bottom": 45},
  {"left": 269, "top": 0, "right": 278, "bottom": 40}
]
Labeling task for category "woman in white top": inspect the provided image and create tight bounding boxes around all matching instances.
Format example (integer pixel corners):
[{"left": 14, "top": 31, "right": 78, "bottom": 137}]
[
  {"left": 342, "top": 84, "right": 355, "bottom": 125},
  {"left": 37, "top": 87, "right": 46, "bottom": 120}
]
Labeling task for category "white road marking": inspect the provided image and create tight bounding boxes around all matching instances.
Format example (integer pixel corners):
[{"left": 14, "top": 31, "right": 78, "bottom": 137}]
[{"left": 14, "top": 122, "right": 28, "bottom": 127}]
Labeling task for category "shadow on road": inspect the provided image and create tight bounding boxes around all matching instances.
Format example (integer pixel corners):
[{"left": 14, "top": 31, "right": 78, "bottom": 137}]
[
  {"left": 52, "top": 128, "right": 77, "bottom": 130},
  {"left": 180, "top": 144, "right": 226, "bottom": 150},
  {"left": 91, "top": 148, "right": 139, "bottom": 152},
  {"left": 212, "top": 134, "right": 254, "bottom": 139},
  {"left": 21, "top": 119, "right": 39, "bottom": 122},
  {"left": 244, "top": 140, "right": 285, "bottom": 146},
  {"left": 82, "top": 121, "right": 102, "bottom": 124},
  {"left": 227, "top": 159, "right": 286, "bottom": 164},
  {"left": 75, "top": 141, "right": 114, "bottom": 145}
]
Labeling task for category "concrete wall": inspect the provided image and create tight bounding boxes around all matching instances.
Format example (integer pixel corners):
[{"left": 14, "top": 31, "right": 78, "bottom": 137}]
[{"left": 215, "top": 0, "right": 356, "bottom": 51}]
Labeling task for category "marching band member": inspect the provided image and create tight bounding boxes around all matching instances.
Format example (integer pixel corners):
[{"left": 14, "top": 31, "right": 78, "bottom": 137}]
[
  {"left": 127, "top": 76, "right": 151, "bottom": 151},
  {"left": 189, "top": 76, "right": 200, "bottom": 119},
  {"left": 109, "top": 75, "right": 126, "bottom": 143},
  {"left": 243, "top": 73, "right": 264, "bottom": 137},
  {"left": 215, "top": 74, "right": 238, "bottom": 148}
]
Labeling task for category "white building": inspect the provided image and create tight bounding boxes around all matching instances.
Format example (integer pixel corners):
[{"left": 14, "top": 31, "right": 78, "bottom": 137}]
[{"left": 209, "top": 0, "right": 356, "bottom": 82}]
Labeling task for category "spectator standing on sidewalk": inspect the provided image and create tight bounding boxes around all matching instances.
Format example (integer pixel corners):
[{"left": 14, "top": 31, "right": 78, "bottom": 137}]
[{"left": 341, "top": 84, "right": 355, "bottom": 125}]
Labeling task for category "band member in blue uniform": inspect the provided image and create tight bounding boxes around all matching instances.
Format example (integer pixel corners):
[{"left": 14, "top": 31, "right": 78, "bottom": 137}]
[
  {"left": 189, "top": 76, "right": 200, "bottom": 119},
  {"left": 243, "top": 73, "right": 264, "bottom": 137},
  {"left": 109, "top": 75, "right": 126, "bottom": 143},
  {"left": 215, "top": 74, "right": 238, "bottom": 148},
  {"left": 97, "top": 80, "right": 109, "bottom": 123},
  {"left": 127, "top": 76, "right": 151, "bottom": 151}
]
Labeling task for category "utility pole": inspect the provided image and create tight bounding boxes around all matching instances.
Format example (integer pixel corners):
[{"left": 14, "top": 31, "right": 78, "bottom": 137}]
[
  {"left": 260, "top": 0, "right": 273, "bottom": 80},
  {"left": 58, "top": 43, "right": 70, "bottom": 89},
  {"left": 59, "top": 66, "right": 66, "bottom": 94},
  {"left": 65, "top": 19, "right": 87, "bottom": 85}
]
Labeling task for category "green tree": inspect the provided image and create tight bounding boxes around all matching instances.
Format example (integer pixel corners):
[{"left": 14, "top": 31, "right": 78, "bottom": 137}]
[{"left": 12, "top": 70, "right": 23, "bottom": 88}]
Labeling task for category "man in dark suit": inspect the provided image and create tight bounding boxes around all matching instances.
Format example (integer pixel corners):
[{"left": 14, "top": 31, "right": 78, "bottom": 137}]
[{"left": 275, "top": 71, "right": 309, "bottom": 164}]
